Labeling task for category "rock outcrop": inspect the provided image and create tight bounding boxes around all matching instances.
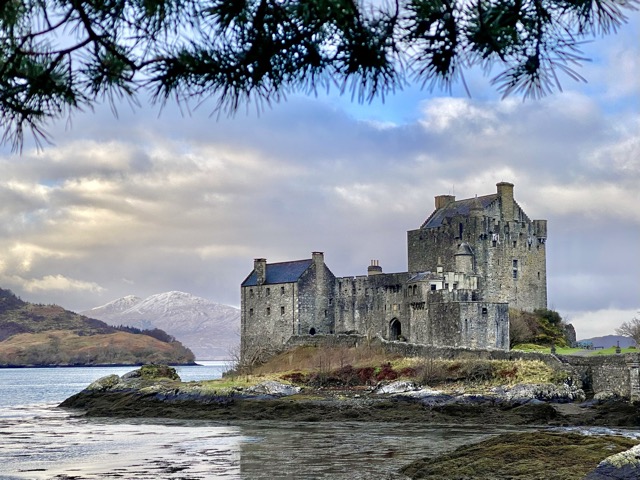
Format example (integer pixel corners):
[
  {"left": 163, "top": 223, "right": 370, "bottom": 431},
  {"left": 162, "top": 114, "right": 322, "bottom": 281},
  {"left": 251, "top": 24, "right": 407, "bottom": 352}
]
[{"left": 585, "top": 444, "right": 640, "bottom": 480}]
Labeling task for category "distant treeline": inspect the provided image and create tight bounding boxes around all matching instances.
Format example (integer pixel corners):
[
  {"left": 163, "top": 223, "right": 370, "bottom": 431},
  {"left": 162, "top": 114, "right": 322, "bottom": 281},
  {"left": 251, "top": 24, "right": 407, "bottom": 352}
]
[{"left": 113, "top": 325, "right": 176, "bottom": 343}]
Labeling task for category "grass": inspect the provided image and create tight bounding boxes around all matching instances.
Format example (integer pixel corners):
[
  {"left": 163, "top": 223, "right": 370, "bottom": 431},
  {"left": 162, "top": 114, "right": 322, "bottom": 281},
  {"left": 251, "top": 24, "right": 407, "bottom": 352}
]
[
  {"left": 401, "top": 432, "right": 638, "bottom": 480},
  {"left": 512, "top": 344, "right": 637, "bottom": 356},
  {"left": 218, "top": 345, "right": 571, "bottom": 392}
]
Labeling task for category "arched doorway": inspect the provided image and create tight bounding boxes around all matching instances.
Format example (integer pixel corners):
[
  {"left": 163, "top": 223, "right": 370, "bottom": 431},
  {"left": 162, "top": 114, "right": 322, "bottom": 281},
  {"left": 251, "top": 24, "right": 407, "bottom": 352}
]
[
  {"left": 309, "top": 327, "right": 316, "bottom": 336},
  {"left": 389, "top": 318, "right": 401, "bottom": 341}
]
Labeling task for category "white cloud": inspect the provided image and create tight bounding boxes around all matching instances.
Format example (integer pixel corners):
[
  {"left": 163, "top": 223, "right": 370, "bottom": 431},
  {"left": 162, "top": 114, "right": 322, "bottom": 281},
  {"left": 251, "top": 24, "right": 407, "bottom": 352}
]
[{"left": 11, "top": 274, "right": 105, "bottom": 294}]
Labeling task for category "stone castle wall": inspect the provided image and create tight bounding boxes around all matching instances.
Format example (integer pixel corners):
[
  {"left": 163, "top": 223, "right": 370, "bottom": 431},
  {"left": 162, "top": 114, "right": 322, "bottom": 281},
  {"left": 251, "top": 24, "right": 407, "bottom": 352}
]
[
  {"left": 334, "top": 272, "right": 411, "bottom": 339},
  {"left": 407, "top": 188, "right": 547, "bottom": 312}
]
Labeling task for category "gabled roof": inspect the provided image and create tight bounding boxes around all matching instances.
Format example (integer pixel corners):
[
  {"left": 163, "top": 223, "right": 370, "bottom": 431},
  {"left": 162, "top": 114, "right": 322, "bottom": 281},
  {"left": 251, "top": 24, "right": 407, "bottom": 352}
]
[
  {"left": 421, "top": 194, "right": 497, "bottom": 229},
  {"left": 241, "top": 259, "right": 313, "bottom": 287}
]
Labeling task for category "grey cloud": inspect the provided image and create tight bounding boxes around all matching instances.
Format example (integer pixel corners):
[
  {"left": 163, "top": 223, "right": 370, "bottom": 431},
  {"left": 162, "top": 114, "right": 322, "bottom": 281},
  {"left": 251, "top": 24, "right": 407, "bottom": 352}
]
[{"left": 0, "top": 47, "right": 637, "bottom": 341}]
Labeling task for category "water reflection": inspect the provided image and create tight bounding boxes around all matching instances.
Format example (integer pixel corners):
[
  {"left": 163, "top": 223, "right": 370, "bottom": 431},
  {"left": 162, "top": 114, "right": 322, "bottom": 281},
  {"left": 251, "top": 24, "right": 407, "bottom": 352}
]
[{"left": 0, "top": 405, "right": 527, "bottom": 479}]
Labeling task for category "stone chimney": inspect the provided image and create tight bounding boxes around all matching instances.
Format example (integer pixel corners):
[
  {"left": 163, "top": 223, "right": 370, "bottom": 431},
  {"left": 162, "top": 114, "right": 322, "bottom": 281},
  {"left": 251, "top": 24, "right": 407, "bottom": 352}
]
[
  {"left": 254, "top": 258, "right": 267, "bottom": 286},
  {"left": 435, "top": 194, "right": 456, "bottom": 209},
  {"left": 368, "top": 260, "right": 383, "bottom": 276},
  {"left": 312, "top": 251, "right": 324, "bottom": 267},
  {"left": 496, "top": 182, "right": 514, "bottom": 221}
]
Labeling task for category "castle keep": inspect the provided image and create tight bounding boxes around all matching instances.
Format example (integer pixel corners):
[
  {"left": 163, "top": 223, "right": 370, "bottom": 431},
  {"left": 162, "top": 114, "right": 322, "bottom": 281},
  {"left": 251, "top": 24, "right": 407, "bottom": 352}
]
[{"left": 241, "top": 182, "right": 547, "bottom": 357}]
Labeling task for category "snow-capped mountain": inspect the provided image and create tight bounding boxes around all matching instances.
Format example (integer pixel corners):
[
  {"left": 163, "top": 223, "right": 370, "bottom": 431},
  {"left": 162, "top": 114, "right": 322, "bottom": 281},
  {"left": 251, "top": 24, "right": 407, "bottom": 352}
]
[{"left": 82, "top": 291, "right": 240, "bottom": 360}]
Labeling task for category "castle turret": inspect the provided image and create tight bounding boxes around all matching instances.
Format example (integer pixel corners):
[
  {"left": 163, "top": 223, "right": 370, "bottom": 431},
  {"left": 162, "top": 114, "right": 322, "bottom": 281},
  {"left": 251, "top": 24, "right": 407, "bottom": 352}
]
[
  {"left": 254, "top": 258, "right": 267, "bottom": 285},
  {"left": 454, "top": 243, "right": 474, "bottom": 274},
  {"left": 497, "top": 182, "right": 514, "bottom": 221},
  {"left": 533, "top": 219, "right": 547, "bottom": 240}
]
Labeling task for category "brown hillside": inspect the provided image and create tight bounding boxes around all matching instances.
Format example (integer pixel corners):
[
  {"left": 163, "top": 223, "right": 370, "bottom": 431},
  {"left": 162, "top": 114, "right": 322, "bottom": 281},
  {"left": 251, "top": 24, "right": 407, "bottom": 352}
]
[
  {"left": 0, "top": 288, "right": 195, "bottom": 366},
  {"left": 0, "top": 330, "right": 194, "bottom": 366}
]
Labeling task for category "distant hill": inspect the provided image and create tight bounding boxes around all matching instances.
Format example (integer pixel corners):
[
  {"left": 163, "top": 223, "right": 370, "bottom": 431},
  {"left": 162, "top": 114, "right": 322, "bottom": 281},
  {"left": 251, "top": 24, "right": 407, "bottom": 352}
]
[
  {"left": 82, "top": 291, "right": 240, "bottom": 360},
  {"left": 577, "top": 335, "right": 637, "bottom": 349},
  {"left": 0, "top": 288, "right": 195, "bottom": 367}
]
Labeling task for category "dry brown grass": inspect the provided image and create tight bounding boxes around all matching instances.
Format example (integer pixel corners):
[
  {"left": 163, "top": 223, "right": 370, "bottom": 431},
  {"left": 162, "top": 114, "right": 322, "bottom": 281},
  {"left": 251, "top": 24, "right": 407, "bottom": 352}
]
[
  {"left": 233, "top": 344, "right": 570, "bottom": 392},
  {"left": 251, "top": 344, "right": 398, "bottom": 376}
]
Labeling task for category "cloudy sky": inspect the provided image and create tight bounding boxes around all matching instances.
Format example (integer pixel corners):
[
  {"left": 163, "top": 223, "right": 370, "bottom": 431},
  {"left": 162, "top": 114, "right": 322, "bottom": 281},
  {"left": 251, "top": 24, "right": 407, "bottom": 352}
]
[{"left": 0, "top": 15, "right": 638, "bottom": 341}]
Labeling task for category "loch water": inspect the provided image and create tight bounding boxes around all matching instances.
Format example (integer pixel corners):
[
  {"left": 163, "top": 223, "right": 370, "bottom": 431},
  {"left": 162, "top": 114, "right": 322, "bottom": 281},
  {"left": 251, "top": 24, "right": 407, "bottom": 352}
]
[{"left": 0, "top": 364, "right": 525, "bottom": 479}]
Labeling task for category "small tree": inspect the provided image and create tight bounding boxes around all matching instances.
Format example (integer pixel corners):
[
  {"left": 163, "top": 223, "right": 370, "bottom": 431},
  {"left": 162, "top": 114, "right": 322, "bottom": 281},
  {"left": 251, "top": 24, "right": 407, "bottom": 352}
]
[{"left": 616, "top": 315, "right": 640, "bottom": 346}]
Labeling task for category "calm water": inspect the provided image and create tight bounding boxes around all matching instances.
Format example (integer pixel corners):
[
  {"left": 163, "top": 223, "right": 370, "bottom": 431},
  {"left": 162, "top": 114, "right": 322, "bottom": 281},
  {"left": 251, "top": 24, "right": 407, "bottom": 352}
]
[{"left": 0, "top": 364, "right": 526, "bottom": 479}]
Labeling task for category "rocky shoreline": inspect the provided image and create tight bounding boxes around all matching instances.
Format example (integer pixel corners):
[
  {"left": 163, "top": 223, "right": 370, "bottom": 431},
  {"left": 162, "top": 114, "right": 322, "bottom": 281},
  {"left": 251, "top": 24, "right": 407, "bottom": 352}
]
[
  {"left": 60, "top": 366, "right": 639, "bottom": 427},
  {"left": 59, "top": 365, "right": 640, "bottom": 479}
]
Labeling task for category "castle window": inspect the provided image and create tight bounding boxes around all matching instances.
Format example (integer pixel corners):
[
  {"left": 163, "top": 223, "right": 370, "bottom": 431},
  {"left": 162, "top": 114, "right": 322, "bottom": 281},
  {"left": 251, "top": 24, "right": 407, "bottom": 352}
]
[
  {"left": 513, "top": 241, "right": 517, "bottom": 248},
  {"left": 281, "top": 286, "right": 285, "bottom": 295},
  {"left": 309, "top": 328, "right": 316, "bottom": 336},
  {"left": 329, "top": 298, "right": 333, "bottom": 305},
  {"left": 538, "top": 271, "right": 540, "bottom": 279},
  {"left": 453, "top": 283, "right": 458, "bottom": 290},
  {"left": 250, "top": 289, "right": 254, "bottom": 298},
  {"left": 492, "top": 240, "right": 497, "bottom": 247},
  {"left": 266, "top": 287, "right": 270, "bottom": 296},
  {"left": 445, "top": 283, "right": 449, "bottom": 290},
  {"left": 412, "top": 285, "right": 417, "bottom": 295},
  {"left": 249, "top": 308, "right": 254, "bottom": 317},
  {"left": 324, "top": 309, "right": 328, "bottom": 318},
  {"left": 266, "top": 307, "right": 271, "bottom": 316},
  {"left": 280, "top": 306, "right": 285, "bottom": 315},
  {"left": 482, "top": 307, "right": 488, "bottom": 315},
  {"left": 513, "top": 269, "right": 518, "bottom": 279},
  {"left": 431, "top": 284, "right": 437, "bottom": 291}
]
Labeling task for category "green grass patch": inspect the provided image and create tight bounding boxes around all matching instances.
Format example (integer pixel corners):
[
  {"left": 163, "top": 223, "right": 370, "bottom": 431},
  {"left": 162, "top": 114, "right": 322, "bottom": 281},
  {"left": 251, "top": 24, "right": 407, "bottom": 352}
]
[{"left": 512, "top": 344, "right": 637, "bottom": 356}]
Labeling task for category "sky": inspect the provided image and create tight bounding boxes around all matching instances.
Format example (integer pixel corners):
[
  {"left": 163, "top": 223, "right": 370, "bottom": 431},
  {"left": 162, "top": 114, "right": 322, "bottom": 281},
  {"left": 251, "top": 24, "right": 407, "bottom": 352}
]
[{"left": 0, "top": 13, "right": 638, "bottom": 341}]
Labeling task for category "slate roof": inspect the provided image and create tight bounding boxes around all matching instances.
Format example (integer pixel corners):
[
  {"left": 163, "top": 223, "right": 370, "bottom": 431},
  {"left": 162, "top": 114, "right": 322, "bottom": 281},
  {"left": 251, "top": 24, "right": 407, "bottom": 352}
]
[
  {"left": 408, "top": 272, "right": 443, "bottom": 282},
  {"left": 241, "top": 259, "right": 313, "bottom": 287},
  {"left": 421, "top": 194, "right": 497, "bottom": 229}
]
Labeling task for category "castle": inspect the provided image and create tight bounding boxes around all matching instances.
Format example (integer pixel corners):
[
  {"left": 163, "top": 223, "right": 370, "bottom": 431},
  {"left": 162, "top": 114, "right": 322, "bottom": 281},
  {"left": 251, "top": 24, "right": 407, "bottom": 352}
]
[{"left": 240, "top": 182, "right": 547, "bottom": 358}]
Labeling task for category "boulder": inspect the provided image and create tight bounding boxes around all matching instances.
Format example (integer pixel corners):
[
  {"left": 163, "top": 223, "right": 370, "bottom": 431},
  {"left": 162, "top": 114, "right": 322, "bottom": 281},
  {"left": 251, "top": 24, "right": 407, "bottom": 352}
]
[
  {"left": 493, "top": 383, "right": 586, "bottom": 403},
  {"left": 374, "top": 381, "right": 420, "bottom": 394},
  {"left": 584, "top": 444, "right": 640, "bottom": 479},
  {"left": 245, "top": 381, "right": 301, "bottom": 396},
  {"left": 86, "top": 374, "right": 121, "bottom": 392}
]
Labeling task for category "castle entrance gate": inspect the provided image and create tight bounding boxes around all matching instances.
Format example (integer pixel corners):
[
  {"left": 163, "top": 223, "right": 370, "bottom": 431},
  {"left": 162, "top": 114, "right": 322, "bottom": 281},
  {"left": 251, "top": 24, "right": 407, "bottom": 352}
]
[{"left": 389, "top": 319, "right": 401, "bottom": 341}]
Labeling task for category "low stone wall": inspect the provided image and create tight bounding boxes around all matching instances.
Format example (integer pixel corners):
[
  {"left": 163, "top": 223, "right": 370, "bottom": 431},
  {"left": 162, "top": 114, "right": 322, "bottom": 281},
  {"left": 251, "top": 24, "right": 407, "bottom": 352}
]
[
  {"left": 285, "top": 334, "right": 561, "bottom": 365},
  {"left": 557, "top": 354, "right": 640, "bottom": 400},
  {"left": 284, "top": 335, "right": 640, "bottom": 400}
]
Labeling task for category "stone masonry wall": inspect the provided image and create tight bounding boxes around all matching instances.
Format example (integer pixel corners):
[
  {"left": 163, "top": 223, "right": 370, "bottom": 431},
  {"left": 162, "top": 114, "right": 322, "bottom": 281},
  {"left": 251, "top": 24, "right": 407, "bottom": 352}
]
[
  {"left": 333, "top": 273, "right": 410, "bottom": 339},
  {"left": 406, "top": 189, "right": 547, "bottom": 312},
  {"left": 241, "top": 282, "right": 298, "bottom": 356},
  {"left": 297, "top": 261, "right": 336, "bottom": 336}
]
